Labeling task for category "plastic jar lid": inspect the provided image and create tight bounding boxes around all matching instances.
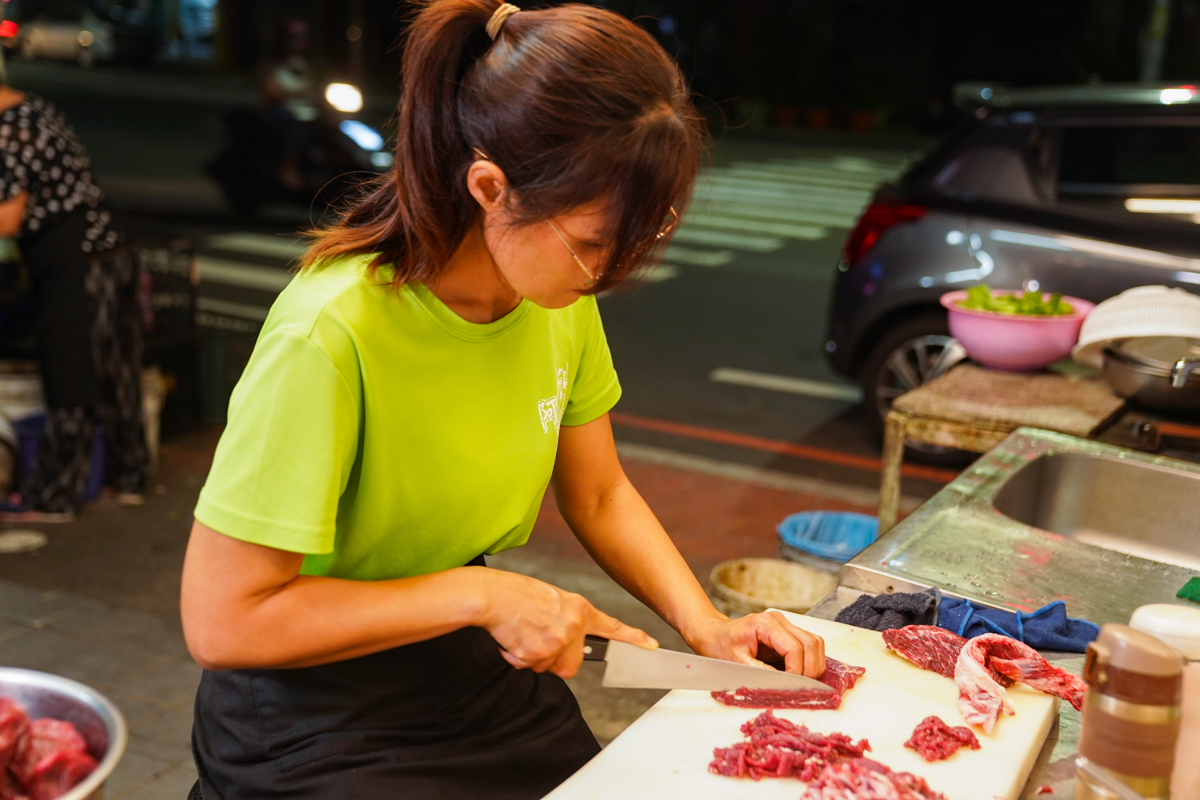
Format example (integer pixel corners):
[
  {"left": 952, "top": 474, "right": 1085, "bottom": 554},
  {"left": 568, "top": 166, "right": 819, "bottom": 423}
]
[{"left": 1130, "top": 604, "right": 1200, "bottom": 660}]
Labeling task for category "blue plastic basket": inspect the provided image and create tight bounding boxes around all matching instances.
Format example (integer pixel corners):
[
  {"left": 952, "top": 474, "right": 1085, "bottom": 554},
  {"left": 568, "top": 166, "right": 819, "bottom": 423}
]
[{"left": 777, "top": 511, "right": 879, "bottom": 563}]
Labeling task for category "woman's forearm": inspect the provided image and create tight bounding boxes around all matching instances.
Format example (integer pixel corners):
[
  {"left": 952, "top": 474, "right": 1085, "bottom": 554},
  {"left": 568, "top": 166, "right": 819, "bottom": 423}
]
[
  {"left": 181, "top": 522, "right": 489, "bottom": 670},
  {"left": 555, "top": 477, "right": 726, "bottom": 649}
]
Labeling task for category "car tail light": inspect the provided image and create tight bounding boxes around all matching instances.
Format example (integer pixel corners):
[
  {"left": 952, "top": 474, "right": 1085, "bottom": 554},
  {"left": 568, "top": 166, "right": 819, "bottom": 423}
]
[
  {"left": 840, "top": 202, "right": 927, "bottom": 268},
  {"left": 0, "top": 21, "right": 18, "bottom": 38}
]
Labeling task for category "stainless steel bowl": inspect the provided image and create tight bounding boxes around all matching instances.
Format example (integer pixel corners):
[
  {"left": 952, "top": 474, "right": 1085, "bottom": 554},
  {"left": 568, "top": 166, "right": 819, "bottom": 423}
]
[
  {"left": 1103, "top": 345, "right": 1200, "bottom": 414},
  {"left": 0, "top": 667, "right": 128, "bottom": 800}
]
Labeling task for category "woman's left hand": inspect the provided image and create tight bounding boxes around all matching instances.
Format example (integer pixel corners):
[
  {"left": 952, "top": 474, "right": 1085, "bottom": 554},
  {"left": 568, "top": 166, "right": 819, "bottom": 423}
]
[{"left": 687, "top": 610, "right": 826, "bottom": 678}]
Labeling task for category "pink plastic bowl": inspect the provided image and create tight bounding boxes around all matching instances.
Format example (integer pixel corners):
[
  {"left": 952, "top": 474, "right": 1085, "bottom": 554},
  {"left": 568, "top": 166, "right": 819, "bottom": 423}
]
[{"left": 939, "top": 290, "right": 1095, "bottom": 372}]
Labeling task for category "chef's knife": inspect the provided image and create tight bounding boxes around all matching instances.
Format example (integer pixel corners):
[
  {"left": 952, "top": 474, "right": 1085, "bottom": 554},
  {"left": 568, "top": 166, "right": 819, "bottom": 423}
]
[{"left": 583, "top": 635, "right": 835, "bottom": 692}]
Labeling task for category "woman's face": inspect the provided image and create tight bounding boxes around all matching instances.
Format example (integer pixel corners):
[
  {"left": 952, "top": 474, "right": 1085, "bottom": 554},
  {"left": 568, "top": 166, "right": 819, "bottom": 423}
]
[{"left": 484, "top": 197, "right": 613, "bottom": 310}]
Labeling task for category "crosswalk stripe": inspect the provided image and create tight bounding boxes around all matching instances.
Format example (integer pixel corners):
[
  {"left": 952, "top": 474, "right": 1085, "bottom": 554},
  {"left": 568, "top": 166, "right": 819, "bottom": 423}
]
[
  {"left": 718, "top": 166, "right": 886, "bottom": 191},
  {"left": 671, "top": 227, "right": 783, "bottom": 252},
  {"left": 198, "top": 296, "right": 271, "bottom": 321},
  {"left": 703, "top": 186, "right": 867, "bottom": 215},
  {"left": 710, "top": 367, "right": 863, "bottom": 403},
  {"left": 637, "top": 264, "right": 679, "bottom": 283},
  {"left": 198, "top": 255, "right": 294, "bottom": 291},
  {"left": 705, "top": 175, "right": 873, "bottom": 203},
  {"left": 696, "top": 202, "right": 860, "bottom": 230},
  {"left": 205, "top": 232, "right": 310, "bottom": 261},
  {"left": 684, "top": 212, "right": 826, "bottom": 241},
  {"left": 662, "top": 245, "right": 734, "bottom": 267}
]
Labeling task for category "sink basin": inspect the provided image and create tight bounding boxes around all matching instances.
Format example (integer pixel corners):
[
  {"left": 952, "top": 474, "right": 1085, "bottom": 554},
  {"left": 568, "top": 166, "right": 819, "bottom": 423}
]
[{"left": 992, "top": 451, "right": 1200, "bottom": 571}]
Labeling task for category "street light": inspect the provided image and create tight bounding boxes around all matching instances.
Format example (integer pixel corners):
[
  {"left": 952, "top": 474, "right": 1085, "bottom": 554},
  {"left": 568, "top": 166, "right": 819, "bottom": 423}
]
[{"left": 325, "top": 83, "right": 363, "bottom": 114}]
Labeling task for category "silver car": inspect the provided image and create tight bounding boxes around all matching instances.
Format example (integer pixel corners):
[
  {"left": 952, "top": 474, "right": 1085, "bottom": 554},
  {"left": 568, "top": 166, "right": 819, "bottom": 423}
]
[
  {"left": 824, "top": 82, "right": 1200, "bottom": 455},
  {"left": 19, "top": 3, "right": 115, "bottom": 67}
]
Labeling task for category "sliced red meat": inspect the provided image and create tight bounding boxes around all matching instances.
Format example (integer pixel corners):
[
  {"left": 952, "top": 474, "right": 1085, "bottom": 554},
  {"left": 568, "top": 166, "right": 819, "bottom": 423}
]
[
  {"left": 11, "top": 719, "right": 96, "bottom": 800},
  {"left": 0, "top": 767, "right": 30, "bottom": 800},
  {"left": 710, "top": 711, "right": 870, "bottom": 781},
  {"left": 0, "top": 699, "right": 29, "bottom": 770},
  {"left": 711, "top": 656, "right": 866, "bottom": 710},
  {"left": 989, "top": 649, "right": 1086, "bottom": 711},
  {"left": 800, "top": 757, "right": 947, "bottom": 800},
  {"left": 882, "top": 626, "right": 967, "bottom": 679},
  {"left": 21, "top": 749, "right": 97, "bottom": 800},
  {"left": 904, "top": 715, "right": 980, "bottom": 762},
  {"left": 955, "top": 634, "right": 1087, "bottom": 734}
]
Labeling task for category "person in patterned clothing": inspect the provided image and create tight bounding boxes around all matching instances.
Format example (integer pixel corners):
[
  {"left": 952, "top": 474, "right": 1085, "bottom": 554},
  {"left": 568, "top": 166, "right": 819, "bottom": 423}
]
[{"left": 0, "top": 84, "right": 147, "bottom": 521}]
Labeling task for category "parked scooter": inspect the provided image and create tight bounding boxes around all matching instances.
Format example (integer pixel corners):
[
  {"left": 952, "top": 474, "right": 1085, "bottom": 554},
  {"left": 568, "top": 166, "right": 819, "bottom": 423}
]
[{"left": 206, "top": 82, "right": 392, "bottom": 216}]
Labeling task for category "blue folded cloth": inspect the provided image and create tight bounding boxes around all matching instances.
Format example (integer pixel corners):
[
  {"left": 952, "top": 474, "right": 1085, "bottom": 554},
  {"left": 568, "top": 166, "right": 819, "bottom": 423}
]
[{"left": 938, "top": 598, "right": 1100, "bottom": 653}]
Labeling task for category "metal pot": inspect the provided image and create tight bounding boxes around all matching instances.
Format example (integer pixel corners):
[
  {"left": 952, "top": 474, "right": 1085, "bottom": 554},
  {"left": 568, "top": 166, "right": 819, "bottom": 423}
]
[
  {"left": 1102, "top": 337, "right": 1200, "bottom": 414},
  {"left": 0, "top": 667, "right": 127, "bottom": 800}
]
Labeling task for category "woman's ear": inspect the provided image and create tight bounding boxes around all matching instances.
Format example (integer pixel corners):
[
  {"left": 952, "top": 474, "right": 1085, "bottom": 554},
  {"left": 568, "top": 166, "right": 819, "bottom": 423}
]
[{"left": 466, "top": 160, "right": 509, "bottom": 212}]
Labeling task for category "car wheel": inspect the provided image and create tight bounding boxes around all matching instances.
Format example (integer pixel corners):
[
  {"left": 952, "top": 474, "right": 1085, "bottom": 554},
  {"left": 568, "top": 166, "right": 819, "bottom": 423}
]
[
  {"left": 860, "top": 313, "right": 971, "bottom": 465},
  {"left": 76, "top": 46, "right": 94, "bottom": 68}
]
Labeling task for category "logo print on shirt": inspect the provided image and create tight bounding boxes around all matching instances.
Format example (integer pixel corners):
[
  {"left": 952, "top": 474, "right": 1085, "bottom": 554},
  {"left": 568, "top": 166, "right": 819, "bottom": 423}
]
[{"left": 538, "top": 364, "right": 570, "bottom": 433}]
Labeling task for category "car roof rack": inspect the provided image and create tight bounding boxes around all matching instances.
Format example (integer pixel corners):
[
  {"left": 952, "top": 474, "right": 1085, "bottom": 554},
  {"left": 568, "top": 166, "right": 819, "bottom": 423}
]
[{"left": 953, "top": 81, "right": 1200, "bottom": 109}]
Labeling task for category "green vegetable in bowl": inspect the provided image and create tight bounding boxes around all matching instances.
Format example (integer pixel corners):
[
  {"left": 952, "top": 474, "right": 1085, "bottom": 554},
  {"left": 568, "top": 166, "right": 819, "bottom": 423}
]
[{"left": 958, "top": 284, "right": 1074, "bottom": 316}]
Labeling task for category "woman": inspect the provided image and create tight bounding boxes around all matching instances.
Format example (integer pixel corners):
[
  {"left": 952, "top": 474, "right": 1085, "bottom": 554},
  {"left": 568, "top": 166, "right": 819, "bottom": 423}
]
[
  {"left": 0, "top": 84, "right": 146, "bottom": 520},
  {"left": 181, "top": 3, "right": 825, "bottom": 798}
]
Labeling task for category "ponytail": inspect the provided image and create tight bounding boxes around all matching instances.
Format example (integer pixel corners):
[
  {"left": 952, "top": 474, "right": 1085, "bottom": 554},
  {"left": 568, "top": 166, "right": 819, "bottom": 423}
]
[{"left": 303, "top": 1, "right": 705, "bottom": 294}]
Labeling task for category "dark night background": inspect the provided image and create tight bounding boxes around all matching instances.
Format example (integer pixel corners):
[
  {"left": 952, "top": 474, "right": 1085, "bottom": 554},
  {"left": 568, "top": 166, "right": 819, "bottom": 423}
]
[{"left": 9, "top": 0, "right": 1200, "bottom": 132}]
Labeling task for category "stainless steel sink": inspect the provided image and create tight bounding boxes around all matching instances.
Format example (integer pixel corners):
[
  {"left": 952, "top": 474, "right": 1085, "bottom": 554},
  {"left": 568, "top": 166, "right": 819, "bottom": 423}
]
[
  {"left": 992, "top": 451, "right": 1200, "bottom": 571},
  {"left": 841, "top": 428, "right": 1200, "bottom": 627}
]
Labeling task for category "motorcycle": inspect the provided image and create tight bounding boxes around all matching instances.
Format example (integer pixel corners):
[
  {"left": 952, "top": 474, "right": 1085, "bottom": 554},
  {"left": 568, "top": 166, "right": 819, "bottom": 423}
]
[{"left": 206, "top": 82, "right": 393, "bottom": 216}]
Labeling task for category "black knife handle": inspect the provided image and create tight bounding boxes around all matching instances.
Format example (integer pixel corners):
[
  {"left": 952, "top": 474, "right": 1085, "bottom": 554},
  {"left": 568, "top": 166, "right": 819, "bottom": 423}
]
[{"left": 583, "top": 635, "right": 609, "bottom": 661}]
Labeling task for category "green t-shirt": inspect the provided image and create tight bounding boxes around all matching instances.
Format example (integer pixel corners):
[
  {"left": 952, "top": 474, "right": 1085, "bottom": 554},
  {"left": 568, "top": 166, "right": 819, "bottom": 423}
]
[{"left": 194, "top": 255, "right": 622, "bottom": 581}]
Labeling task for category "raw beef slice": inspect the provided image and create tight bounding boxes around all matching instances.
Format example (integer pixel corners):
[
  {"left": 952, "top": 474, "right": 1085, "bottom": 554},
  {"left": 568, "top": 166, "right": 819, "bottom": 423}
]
[
  {"left": 0, "top": 700, "right": 29, "bottom": 769},
  {"left": 882, "top": 626, "right": 967, "bottom": 679},
  {"left": 801, "top": 757, "right": 947, "bottom": 800},
  {"left": 11, "top": 719, "right": 97, "bottom": 800},
  {"left": 955, "top": 634, "right": 1087, "bottom": 734},
  {"left": 904, "top": 715, "right": 980, "bottom": 762},
  {"left": 710, "top": 711, "right": 870, "bottom": 781},
  {"left": 711, "top": 657, "right": 866, "bottom": 710}
]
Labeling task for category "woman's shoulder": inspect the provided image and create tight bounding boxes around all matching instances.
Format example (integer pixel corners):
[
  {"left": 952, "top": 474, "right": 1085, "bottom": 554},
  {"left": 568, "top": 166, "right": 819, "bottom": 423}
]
[{"left": 266, "top": 254, "right": 378, "bottom": 334}]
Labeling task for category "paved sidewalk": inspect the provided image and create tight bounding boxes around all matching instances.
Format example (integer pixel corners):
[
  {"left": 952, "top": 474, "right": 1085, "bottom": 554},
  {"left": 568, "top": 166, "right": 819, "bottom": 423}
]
[
  {"left": 0, "top": 583, "right": 199, "bottom": 799},
  {"left": 0, "top": 425, "right": 905, "bottom": 793}
]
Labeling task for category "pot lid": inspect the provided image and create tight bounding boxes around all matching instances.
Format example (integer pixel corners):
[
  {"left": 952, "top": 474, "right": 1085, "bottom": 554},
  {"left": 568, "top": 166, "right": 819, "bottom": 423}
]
[{"left": 1110, "top": 336, "right": 1200, "bottom": 370}]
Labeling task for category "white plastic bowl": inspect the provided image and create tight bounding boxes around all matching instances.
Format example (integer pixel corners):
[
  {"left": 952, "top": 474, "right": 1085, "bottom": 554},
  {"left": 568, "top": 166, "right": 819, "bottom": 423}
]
[{"left": 1073, "top": 285, "right": 1200, "bottom": 368}]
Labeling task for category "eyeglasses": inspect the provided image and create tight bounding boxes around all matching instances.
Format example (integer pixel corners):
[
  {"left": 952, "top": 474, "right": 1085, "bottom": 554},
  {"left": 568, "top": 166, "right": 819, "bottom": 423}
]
[
  {"left": 546, "top": 207, "right": 679, "bottom": 287},
  {"left": 471, "top": 146, "right": 680, "bottom": 287}
]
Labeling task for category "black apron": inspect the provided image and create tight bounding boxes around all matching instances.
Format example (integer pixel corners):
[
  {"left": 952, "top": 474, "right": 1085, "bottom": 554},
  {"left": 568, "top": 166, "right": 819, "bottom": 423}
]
[{"left": 191, "top": 557, "right": 600, "bottom": 800}]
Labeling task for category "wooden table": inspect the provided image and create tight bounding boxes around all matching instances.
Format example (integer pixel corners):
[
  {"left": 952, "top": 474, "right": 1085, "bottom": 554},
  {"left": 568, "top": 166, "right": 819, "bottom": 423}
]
[{"left": 879, "top": 364, "right": 1126, "bottom": 531}]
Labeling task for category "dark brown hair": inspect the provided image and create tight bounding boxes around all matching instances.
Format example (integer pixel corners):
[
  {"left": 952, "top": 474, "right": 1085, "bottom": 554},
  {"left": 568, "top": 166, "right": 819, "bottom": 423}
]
[{"left": 301, "top": 0, "right": 706, "bottom": 293}]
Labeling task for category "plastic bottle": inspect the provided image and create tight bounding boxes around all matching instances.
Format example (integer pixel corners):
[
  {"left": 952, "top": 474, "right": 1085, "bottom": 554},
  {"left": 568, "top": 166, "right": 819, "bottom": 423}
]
[
  {"left": 1128, "top": 604, "right": 1200, "bottom": 800},
  {"left": 1076, "top": 623, "right": 1184, "bottom": 800}
]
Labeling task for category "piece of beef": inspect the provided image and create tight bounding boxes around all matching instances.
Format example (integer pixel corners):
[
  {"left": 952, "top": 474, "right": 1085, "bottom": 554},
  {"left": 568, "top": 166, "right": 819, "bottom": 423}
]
[
  {"left": 0, "top": 766, "right": 29, "bottom": 800},
  {"left": 904, "top": 715, "right": 981, "bottom": 762},
  {"left": 711, "top": 656, "right": 866, "bottom": 710},
  {"left": 882, "top": 626, "right": 967, "bottom": 679},
  {"left": 0, "top": 700, "right": 29, "bottom": 772},
  {"left": 800, "top": 757, "right": 947, "bottom": 800},
  {"left": 710, "top": 711, "right": 870, "bottom": 781},
  {"left": 11, "top": 719, "right": 96, "bottom": 800},
  {"left": 955, "top": 634, "right": 1087, "bottom": 734}
]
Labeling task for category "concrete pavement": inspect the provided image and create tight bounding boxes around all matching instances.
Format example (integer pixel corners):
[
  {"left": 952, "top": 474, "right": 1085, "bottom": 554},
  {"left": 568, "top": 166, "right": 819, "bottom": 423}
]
[{"left": 0, "top": 423, "right": 903, "bottom": 794}]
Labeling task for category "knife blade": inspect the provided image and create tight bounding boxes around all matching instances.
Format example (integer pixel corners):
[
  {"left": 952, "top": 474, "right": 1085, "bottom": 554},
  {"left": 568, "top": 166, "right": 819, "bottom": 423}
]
[{"left": 583, "top": 636, "right": 835, "bottom": 692}]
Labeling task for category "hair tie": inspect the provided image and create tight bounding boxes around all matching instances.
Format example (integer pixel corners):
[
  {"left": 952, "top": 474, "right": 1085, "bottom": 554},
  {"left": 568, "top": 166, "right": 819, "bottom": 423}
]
[{"left": 486, "top": 3, "right": 520, "bottom": 40}]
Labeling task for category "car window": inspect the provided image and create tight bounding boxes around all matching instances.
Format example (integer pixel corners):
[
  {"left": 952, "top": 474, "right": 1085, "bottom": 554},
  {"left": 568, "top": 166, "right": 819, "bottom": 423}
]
[
  {"left": 932, "top": 146, "right": 1042, "bottom": 204},
  {"left": 1058, "top": 125, "right": 1200, "bottom": 198}
]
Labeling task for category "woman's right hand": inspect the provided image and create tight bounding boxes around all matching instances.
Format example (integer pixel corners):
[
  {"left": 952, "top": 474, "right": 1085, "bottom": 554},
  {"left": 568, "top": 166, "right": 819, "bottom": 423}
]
[{"left": 477, "top": 568, "right": 657, "bottom": 679}]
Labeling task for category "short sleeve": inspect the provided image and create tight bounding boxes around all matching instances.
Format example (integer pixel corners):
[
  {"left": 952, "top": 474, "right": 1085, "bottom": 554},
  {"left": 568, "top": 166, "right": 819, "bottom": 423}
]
[
  {"left": 195, "top": 330, "right": 360, "bottom": 554},
  {"left": 561, "top": 297, "right": 622, "bottom": 427}
]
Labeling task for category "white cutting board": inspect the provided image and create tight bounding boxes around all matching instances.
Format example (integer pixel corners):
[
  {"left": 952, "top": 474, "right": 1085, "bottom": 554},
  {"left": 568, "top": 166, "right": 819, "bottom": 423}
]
[{"left": 547, "top": 613, "right": 1058, "bottom": 800}]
